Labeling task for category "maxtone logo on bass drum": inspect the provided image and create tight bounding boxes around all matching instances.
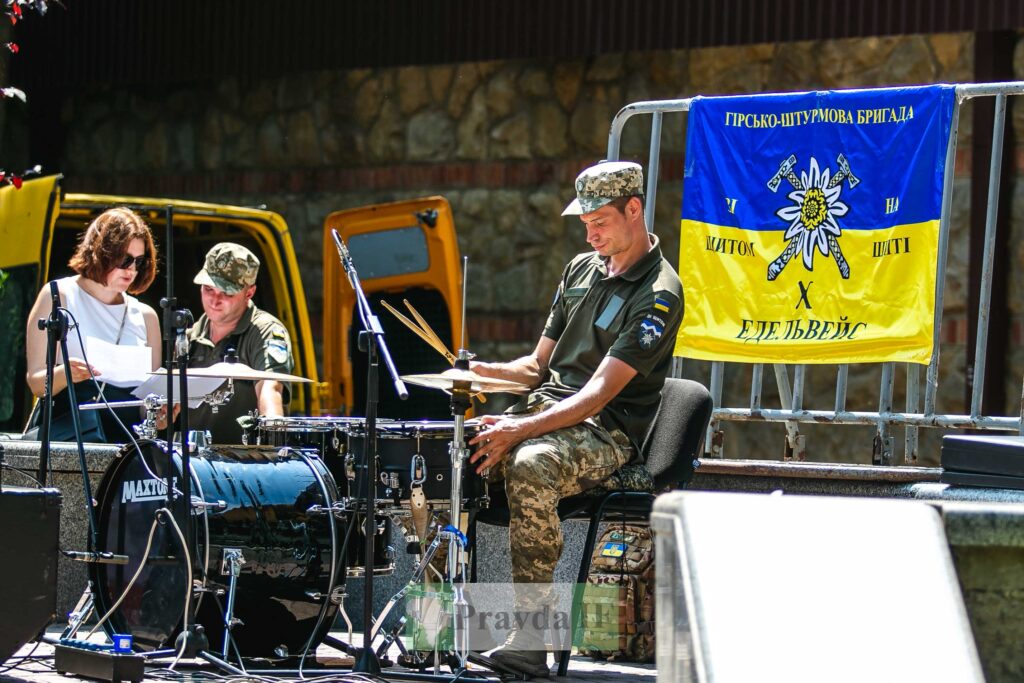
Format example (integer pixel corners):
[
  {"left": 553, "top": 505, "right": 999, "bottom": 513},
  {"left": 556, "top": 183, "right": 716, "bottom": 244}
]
[{"left": 122, "top": 477, "right": 178, "bottom": 504}]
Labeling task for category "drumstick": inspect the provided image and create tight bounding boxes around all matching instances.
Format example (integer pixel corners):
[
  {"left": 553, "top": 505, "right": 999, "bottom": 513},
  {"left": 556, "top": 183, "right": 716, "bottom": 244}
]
[
  {"left": 386, "top": 299, "right": 487, "bottom": 404},
  {"left": 404, "top": 299, "right": 452, "bottom": 356},
  {"left": 381, "top": 300, "right": 456, "bottom": 363}
]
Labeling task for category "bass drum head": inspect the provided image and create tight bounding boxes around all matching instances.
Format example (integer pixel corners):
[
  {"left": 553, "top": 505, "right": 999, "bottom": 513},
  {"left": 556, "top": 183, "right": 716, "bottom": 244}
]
[{"left": 91, "top": 440, "right": 341, "bottom": 658}]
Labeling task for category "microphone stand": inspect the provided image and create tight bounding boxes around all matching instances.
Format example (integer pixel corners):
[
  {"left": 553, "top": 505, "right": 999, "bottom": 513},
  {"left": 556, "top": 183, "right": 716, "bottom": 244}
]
[
  {"left": 158, "top": 205, "right": 208, "bottom": 658},
  {"left": 37, "top": 281, "right": 99, "bottom": 552},
  {"left": 331, "top": 229, "right": 408, "bottom": 674}
]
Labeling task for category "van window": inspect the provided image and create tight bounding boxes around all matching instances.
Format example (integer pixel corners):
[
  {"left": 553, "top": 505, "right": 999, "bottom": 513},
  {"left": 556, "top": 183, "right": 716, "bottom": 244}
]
[{"left": 349, "top": 226, "right": 430, "bottom": 279}]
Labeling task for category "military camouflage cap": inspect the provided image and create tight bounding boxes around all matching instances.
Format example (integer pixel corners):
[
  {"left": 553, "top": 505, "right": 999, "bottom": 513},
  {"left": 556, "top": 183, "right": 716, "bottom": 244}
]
[
  {"left": 562, "top": 161, "right": 645, "bottom": 216},
  {"left": 193, "top": 243, "right": 260, "bottom": 295}
]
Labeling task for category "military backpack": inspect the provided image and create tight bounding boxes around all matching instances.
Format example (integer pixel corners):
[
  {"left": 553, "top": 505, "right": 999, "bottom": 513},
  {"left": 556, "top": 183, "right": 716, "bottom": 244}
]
[{"left": 577, "top": 523, "right": 656, "bottom": 662}]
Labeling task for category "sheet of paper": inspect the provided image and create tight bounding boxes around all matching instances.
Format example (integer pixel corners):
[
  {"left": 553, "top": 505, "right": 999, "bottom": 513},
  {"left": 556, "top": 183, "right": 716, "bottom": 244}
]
[
  {"left": 86, "top": 336, "right": 152, "bottom": 385},
  {"left": 132, "top": 371, "right": 227, "bottom": 408}
]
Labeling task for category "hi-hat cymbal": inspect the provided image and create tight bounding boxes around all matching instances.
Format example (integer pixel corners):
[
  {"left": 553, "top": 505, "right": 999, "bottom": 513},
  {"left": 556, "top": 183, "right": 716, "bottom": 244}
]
[
  {"left": 401, "top": 368, "right": 530, "bottom": 394},
  {"left": 151, "top": 362, "right": 312, "bottom": 383}
]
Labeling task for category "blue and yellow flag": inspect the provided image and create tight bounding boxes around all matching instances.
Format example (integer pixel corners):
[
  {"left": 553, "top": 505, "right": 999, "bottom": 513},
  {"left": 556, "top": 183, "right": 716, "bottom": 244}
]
[{"left": 676, "top": 85, "right": 955, "bottom": 364}]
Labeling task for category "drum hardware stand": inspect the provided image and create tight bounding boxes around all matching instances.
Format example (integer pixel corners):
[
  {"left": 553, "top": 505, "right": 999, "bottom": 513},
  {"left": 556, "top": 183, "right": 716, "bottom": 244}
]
[
  {"left": 219, "top": 549, "right": 246, "bottom": 659},
  {"left": 132, "top": 394, "right": 168, "bottom": 440},
  {"left": 367, "top": 526, "right": 445, "bottom": 645},
  {"left": 332, "top": 229, "right": 409, "bottom": 674}
]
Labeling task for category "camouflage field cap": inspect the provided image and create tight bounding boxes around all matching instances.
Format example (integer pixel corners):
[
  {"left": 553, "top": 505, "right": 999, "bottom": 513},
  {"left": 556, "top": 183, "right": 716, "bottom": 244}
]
[
  {"left": 193, "top": 242, "right": 260, "bottom": 295},
  {"left": 562, "top": 161, "right": 645, "bottom": 216}
]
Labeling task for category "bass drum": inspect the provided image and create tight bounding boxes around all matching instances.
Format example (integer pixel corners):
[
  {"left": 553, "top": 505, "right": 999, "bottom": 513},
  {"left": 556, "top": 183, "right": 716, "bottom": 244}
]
[{"left": 90, "top": 440, "right": 341, "bottom": 658}]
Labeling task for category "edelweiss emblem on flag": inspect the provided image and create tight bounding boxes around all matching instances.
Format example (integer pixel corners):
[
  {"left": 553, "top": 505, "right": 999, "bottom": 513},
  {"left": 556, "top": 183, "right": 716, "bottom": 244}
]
[{"left": 766, "top": 154, "right": 860, "bottom": 280}]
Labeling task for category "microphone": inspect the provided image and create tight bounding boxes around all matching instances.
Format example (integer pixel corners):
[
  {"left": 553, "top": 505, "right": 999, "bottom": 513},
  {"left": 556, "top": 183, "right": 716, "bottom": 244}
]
[
  {"left": 38, "top": 280, "right": 64, "bottom": 332},
  {"left": 331, "top": 229, "right": 353, "bottom": 273},
  {"left": 174, "top": 309, "right": 194, "bottom": 359},
  {"left": 49, "top": 279, "right": 61, "bottom": 314},
  {"left": 63, "top": 550, "right": 130, "bottom": 565}
]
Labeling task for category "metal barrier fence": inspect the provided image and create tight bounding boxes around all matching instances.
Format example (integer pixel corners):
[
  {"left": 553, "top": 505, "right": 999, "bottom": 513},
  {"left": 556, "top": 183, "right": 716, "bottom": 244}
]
[{"left": 607, "top": 82, "right": 1024, "bottom": 465}]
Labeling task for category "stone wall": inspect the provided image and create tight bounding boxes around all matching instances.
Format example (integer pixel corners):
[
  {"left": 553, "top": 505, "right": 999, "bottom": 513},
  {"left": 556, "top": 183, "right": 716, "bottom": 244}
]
[{"left": 38, "top": 32, "right": 1024, "bottom": 465}]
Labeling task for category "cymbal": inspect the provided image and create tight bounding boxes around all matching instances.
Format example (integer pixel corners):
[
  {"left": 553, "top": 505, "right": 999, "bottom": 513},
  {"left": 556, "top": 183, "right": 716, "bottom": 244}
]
[
  {"left": 151, "top": 362, "right": 312, "bottom": 383},
  {"left": 401, "top": 369, "right": 530, "bottom": 394}
]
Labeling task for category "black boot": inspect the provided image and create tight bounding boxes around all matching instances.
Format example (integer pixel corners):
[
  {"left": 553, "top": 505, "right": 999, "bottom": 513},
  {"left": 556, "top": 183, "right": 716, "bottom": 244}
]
[{"left": 489, "top": 628, "right": 550, "bottom": 679}]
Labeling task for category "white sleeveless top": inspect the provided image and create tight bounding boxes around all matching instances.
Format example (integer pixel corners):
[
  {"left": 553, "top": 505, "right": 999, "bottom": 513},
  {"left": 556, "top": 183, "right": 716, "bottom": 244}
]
[{"left": 57, "top": 276, "right": 151, "bottom": 388}]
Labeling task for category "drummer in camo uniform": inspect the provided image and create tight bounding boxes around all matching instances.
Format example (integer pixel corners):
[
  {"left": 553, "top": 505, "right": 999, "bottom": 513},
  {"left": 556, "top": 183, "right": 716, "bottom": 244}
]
[
  {"left": 468, "top": 160, "right": 683, "bottom": 678},
  {"left": 186, "top": 243, "right": 294, "bottom": 444}
]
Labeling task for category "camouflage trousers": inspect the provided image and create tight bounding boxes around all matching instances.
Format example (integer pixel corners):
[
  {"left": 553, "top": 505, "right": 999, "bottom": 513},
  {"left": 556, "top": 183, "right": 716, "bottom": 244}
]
[
  {"left": 491, "top": 410, "right": 634, "bottom": 607},
  {"left": 395, "top": 409, "right": 634, "bottom": 609}
]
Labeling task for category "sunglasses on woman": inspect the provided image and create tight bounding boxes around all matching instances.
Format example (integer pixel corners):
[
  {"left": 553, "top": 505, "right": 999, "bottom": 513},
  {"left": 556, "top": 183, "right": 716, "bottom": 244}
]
[{"left": 116, "top": 254, "right": 149, "bottom": 270}]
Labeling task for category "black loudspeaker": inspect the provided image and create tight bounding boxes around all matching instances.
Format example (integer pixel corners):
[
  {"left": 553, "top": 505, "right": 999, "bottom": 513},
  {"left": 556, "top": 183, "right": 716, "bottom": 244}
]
[
  {"left": 0, "top": 486, "right": 61, "bottom": 663},
  {"left": 941, "top": 435, "right": 1024, "bottom": 489}
]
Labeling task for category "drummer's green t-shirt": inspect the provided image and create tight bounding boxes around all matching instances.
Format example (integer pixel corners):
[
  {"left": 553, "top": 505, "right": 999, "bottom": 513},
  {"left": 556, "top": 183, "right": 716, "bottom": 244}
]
[
  {"left": 185, "top": 301, "right": 293, "bottom": 444},
  {"left": 532, "top": 234, "right": 683, "bottom": 454}
]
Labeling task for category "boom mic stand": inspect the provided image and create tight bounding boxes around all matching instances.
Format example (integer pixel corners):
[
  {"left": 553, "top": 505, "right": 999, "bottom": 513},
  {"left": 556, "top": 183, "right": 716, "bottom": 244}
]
[{"left": 331, "top": 229, "right": 408, "bottom": 674}]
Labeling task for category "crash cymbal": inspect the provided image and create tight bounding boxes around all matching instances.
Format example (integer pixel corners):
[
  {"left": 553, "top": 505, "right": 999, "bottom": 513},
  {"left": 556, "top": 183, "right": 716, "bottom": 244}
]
[
  {"left": 151, "top": 362, "right": 312, "bottom": 383},
  {"left": 401, "top": 368, "right": 530, "bottom": 394}
]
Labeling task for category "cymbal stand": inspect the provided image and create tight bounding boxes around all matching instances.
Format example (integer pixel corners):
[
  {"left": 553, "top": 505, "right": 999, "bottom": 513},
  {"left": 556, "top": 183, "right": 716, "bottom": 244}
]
[
  {"left": 435, "top": 357, "right": 476, "bottom": 669},
  {"left": 444, "top": 257, "right": 475, "bottom": 668}
]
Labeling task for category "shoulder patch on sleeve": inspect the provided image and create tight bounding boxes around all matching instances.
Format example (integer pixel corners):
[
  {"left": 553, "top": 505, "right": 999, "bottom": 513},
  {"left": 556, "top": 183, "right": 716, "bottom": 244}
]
[
  {"left": 638, "top": 314, "right": 666, "bottom": 350},
  {"left": 638, "top": 291, "right": 677, "bottom": 350},
  {"left": 266, "top": 338, "right": 290, "bottom": 365}
]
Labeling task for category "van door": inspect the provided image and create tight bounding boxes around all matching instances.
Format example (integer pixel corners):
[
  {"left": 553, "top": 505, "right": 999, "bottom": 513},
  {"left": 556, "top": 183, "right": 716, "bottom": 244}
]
[
  {"left": 0, "top": 175, "right": 61, "bottom": 431},
  {"left": 322, "top": 196, "right": 463, "bottom": 419}
]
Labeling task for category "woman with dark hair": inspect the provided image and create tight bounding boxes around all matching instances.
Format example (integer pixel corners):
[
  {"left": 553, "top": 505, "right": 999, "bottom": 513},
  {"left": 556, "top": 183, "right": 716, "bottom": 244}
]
[{"left": 24, "top": 207, "right": 162, "bottom": 442}]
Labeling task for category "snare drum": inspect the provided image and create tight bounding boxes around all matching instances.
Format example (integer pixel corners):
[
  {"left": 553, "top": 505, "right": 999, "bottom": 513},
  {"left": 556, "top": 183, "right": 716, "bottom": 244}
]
[
  {"left": 254, "top": 416, "right": 365, "bottom": 496},
  {"left": 346, "top": 420, "right": 487, "bottom": 511}
]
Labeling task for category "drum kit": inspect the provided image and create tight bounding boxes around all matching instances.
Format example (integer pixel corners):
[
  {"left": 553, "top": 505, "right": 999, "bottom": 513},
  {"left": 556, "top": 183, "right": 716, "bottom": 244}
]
[
  {"left": 55, "top": 232, "right": 539, "bottom": 680},
  {"left": 69, "top": 357, "right": 533, "bottom": 679}
]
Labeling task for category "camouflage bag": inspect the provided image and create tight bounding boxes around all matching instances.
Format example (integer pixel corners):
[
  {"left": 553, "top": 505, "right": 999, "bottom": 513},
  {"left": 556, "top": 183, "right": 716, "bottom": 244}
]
[{"left": 577, "top": 524, "right": 655, "bottom": 662}]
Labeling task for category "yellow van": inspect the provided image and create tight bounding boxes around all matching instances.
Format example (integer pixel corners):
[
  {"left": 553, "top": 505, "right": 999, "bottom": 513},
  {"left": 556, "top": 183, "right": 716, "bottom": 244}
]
[{"left": 0, "top": 176, "right": 464, "bottom": 432}]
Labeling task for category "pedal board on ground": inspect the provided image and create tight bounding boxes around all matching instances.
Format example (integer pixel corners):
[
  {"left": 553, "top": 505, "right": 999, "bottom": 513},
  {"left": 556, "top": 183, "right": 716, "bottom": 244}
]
[{"left": 54, "top": 641, "right": 145, "bottom": 683}]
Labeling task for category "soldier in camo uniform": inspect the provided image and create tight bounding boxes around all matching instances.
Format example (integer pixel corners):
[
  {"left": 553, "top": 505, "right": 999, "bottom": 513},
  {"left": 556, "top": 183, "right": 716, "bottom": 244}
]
[
  {"left": 468, "top": 160, "right": 683, "bottom": 677},
  {"left": 185, "top": 243, "right": 294, "bottom": 444}
]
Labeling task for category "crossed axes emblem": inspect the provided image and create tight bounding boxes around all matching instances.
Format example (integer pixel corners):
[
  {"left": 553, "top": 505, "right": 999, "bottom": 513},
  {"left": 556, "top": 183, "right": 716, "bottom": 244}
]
[{"left": 765, "top": 153, "right": 860, "bottom": 281}]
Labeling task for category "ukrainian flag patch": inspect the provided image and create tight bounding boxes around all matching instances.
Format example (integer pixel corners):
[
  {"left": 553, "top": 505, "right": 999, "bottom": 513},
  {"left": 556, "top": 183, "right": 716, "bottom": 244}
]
[
  {"left": 600, "top": 542, "right": 626, "bottom": 558},
  {"left": 654, "top": 296, "right": 671, "bottom": 313}
]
